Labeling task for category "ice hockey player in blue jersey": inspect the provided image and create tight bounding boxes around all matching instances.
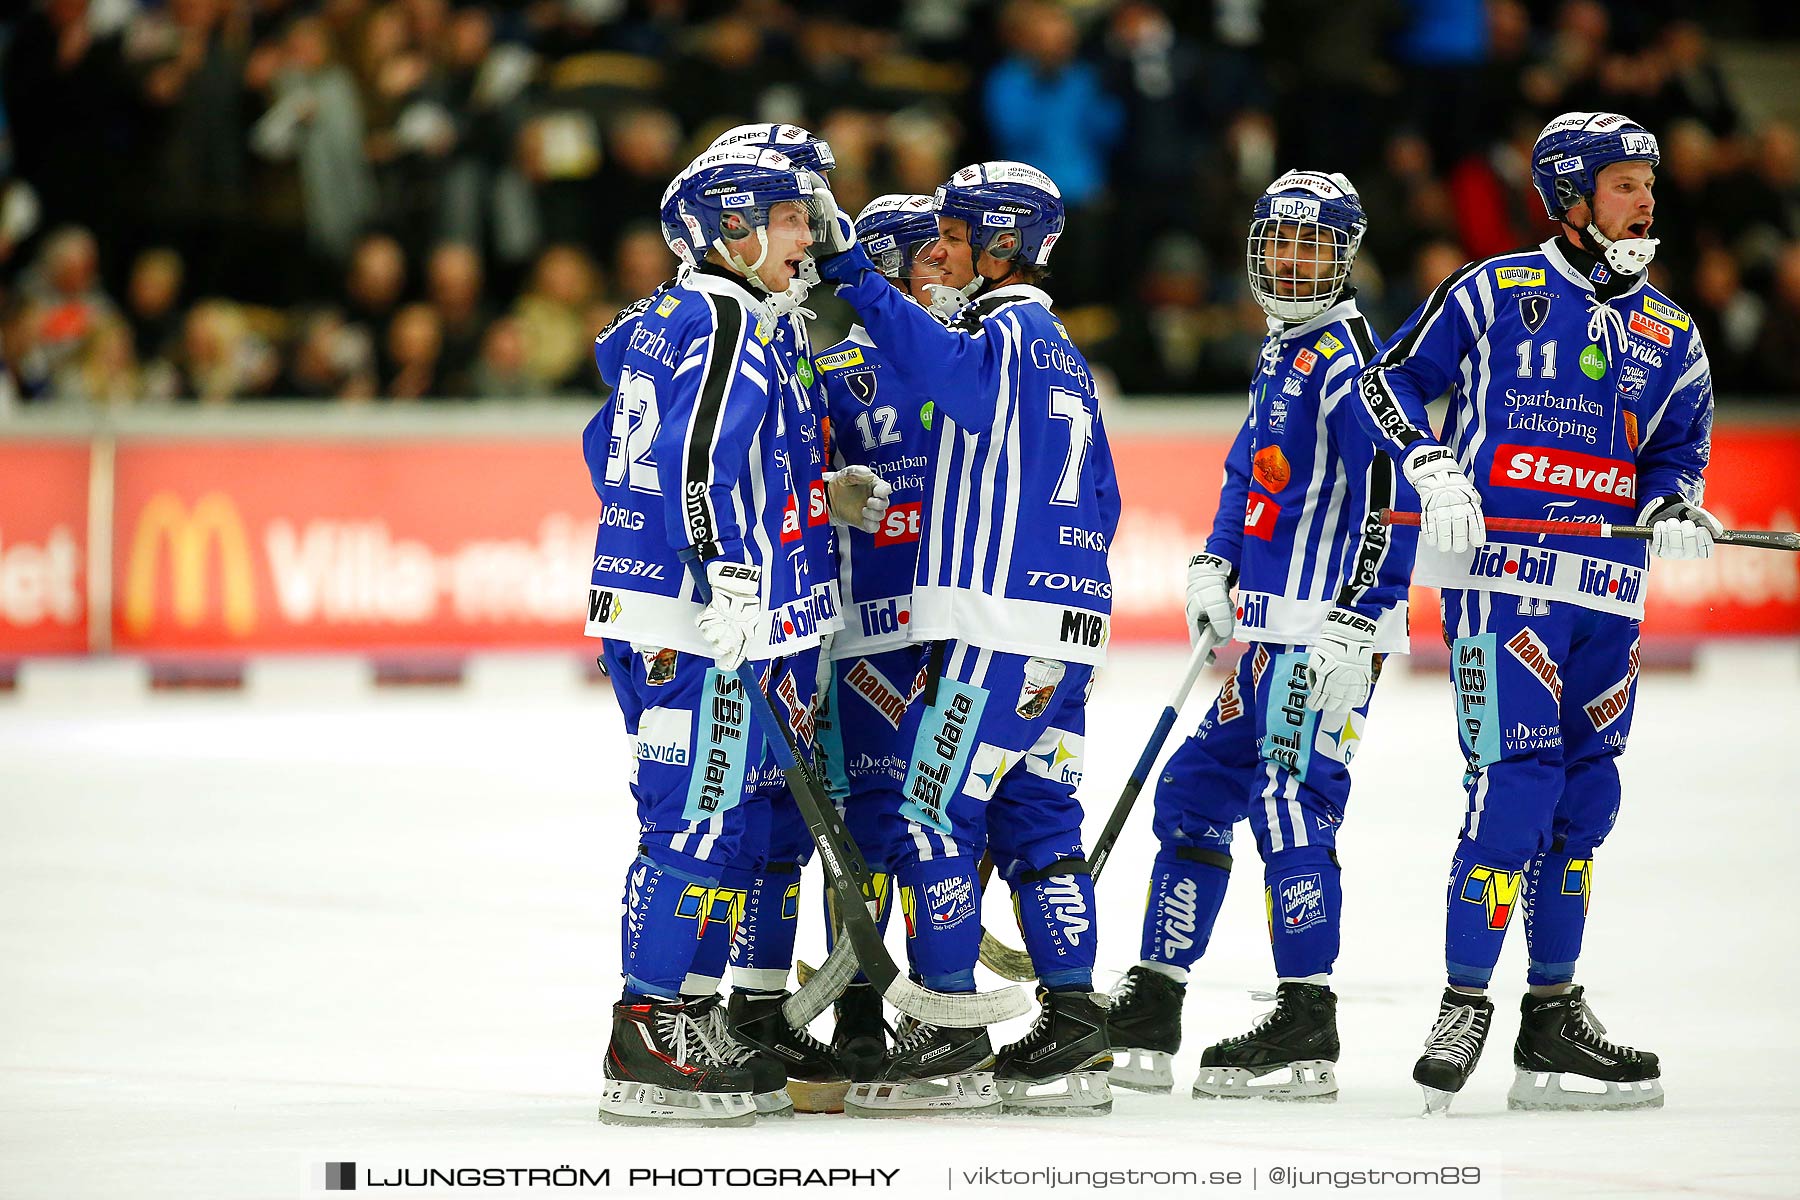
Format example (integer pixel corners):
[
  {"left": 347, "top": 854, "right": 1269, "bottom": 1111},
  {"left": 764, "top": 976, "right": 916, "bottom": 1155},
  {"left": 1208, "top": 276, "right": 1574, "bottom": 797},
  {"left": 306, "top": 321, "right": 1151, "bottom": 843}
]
[
  {"left": 585, "top": 145, "right": 889, "bottom": 1125},
  {"left": 808, "top": 193, "right": 946, "bottom": 1082},
  {"left": 815, "top": 161, "right": 1120, "bottom": 1117},
  {"left": 1104, "top": 171, "right": 1415, "bottom": 1103},
  {"left": 1357, "top": 112, "right": 1714, "bottom": 1115}
]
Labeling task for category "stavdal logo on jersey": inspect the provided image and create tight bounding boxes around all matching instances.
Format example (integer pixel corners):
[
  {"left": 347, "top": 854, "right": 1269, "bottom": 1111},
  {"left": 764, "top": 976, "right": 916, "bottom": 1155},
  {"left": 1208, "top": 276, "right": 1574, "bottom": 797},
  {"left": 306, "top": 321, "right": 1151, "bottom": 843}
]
[{"left": 1460, "top": 864, "right": 1523, "bottom": 930}]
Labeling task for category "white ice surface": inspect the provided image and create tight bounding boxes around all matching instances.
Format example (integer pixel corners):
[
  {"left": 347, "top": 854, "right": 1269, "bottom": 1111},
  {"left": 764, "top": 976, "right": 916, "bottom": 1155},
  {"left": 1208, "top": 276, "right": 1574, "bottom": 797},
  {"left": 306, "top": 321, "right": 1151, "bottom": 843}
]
[{"left": 2, "top": 650, "right": 1796, "bottom": 1199}]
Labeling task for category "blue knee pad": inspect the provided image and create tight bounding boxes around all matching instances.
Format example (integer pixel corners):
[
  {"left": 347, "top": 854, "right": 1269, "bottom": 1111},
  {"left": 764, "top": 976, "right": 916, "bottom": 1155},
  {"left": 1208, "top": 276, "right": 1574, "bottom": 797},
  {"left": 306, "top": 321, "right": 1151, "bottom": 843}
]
[
  {"left": 1139, "top": 846, "right": 1231, "bottom": 971},
  {"left": 1445, "top": 837, "right": 1530, "bottom": 990},
  {"left": 1263, "top": 846, "right": 1340, "bottom": 979},
  {"left": 621, "top": 851, "right": 734, "bottom": 1000},
  {"left": 895, "top": 856, "right": 981, "bottom": 992},
  {"left": 1009, "top": 857, "right": 1097, "bottom": 991},
  {"left": 1525, "top": 845, "right": 1592, "bottom": 986}
]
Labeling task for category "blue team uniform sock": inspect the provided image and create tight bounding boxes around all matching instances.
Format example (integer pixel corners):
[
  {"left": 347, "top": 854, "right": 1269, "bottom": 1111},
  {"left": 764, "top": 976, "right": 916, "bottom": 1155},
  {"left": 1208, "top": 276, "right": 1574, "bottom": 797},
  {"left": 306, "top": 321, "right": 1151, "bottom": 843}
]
[
  {"left": 1444, "top": 840, "right": 1527, "bottom": 990},
  {"left": 620, "top": 854, "right": 725, "bottom": 1000},
  {"left": 1524, "top": 848, "right": 1591, "bottom": 987},
  {"left": 895, "top": 857, "right": 982, "bottom": 992},
  {"left": 681, "top": 864, "right": 752, "bottom": 996},
  {"left": 1265, "top": 847, "right": 1341, "bottom": 980},
  {"left": 1012, "top": 858, "right": 1098, "bottom": 992},
  {"left": 1138, "top": 847, "right": 1231, "bottom": 972},
  {"left": 729, "top": 862, "right": 802, "bottom": 993}
]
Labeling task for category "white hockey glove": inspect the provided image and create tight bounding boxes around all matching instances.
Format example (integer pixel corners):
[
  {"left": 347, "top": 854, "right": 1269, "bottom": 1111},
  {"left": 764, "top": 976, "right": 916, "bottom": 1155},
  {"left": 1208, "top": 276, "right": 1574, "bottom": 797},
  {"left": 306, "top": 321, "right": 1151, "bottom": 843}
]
[
  {"left": 1184, "top": 552, "right": 1236, "bottom": 648},
  {"left": 1640, "top": 495, "right": 1724, "bottom": 560},
  {"left": 696, "top": 560, "right": 762, "bottom": 670},
  {"left": 1305, "top": 607, "right": 1378, "bottom": 714},
  {"left": 825, "top": 464, "right": 892, "bottom": 534},
  {"left": 1403, "top": 444, "right": 1486, "bottom": 554}
]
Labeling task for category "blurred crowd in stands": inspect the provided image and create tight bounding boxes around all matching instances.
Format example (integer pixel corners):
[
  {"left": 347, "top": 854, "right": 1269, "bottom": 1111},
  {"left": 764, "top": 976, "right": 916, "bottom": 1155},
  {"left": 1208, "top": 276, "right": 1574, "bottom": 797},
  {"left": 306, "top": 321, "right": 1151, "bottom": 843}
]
[{"left": 3, "top": 0, "right": 1799, "bottom": 407}]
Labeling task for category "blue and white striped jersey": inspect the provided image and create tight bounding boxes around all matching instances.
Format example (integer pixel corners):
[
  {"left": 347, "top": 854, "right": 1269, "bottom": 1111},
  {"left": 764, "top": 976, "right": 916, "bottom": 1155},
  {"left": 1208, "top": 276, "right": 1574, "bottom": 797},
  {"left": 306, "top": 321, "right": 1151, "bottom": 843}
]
[
  {"left": 583, "top": 267, "right": 840, "bottom": 658},
  {"left": 833, "top": 275, "right": 1119, "bottom": 665},
  {"left": 1207, "top": 297, "right": 1416, "bottom": 653},
  {"left": 1357, "top": 238, "right": 1713, "bottom": 618},
  {"left": 816, "top": 325, "right": 934, "bottom": 658}
]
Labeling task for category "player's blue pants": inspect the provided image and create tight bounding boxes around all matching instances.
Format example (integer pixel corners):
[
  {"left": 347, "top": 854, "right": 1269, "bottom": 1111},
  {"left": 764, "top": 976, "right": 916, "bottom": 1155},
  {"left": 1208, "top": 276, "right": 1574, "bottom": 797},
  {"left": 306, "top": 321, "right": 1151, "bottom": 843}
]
[
  {"left": 811, "top": 647, "right": 921, "bottom": 976},
  {"left": 877, "top": 641, "right": 1098, "bottom": 991},
  {"left": 601, "top": 640, "right": 818, "bottom": 998},
  {"left": 1142, "top": 642, "right": 1381, "bottom": 981},
  {"left": 1440, "top": 590, "right": 1639, "bottom": 989}
]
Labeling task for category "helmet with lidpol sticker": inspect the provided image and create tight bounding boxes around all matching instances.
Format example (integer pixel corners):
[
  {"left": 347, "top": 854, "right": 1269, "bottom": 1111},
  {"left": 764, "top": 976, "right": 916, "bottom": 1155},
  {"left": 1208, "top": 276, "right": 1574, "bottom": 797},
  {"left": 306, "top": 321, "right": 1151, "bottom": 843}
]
[
  {"left": 1246, "top": 170, "right": 1367, "bottom": 323},
  {"left": 1530, "top": 112, "right": 1661, "bottom": 275},
  {"left": 664, "top": 147, "right": 833, "bottom": 309},
  {"left": 855, "top": 194, "right": 941, "bottom": 281},
  {"left": 934, "top": 161, "right": 1066, "bottom": 268}
]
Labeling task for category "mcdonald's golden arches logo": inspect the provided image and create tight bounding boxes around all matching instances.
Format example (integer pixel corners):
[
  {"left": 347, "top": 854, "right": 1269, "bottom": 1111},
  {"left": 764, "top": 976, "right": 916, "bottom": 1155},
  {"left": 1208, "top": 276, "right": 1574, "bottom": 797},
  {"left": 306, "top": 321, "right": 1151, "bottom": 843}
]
[{"left": 125, "top": 492, "right": 257, "bottom": 636}]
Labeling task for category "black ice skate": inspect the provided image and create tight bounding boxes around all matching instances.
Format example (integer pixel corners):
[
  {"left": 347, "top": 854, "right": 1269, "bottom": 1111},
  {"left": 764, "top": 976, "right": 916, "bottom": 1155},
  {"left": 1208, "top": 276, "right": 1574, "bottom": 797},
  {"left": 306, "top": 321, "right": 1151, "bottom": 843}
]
[
  {"left": 597, "top": 999, "right": 757, "bottom": 1127},
  {"left": 843, "top": 1018, "right": 999, "bottom": 1118},
  {"left": 995, "top": 988, "right": 1114, "bottom": 1115},
  {"left": 683, "top": 994, "right": 793, "bottom": 1118},
  {"left": 1508, "top": 986, "right": 1664, "bottom": 1111},
  {"left": 1412, "top": 987, "right": 1495, "bottom": 1116},
  {"left": 1106, "top": 966, "right": 1185, "bottom": 1093},
  {"left": 831, "top": 982, "right": 887, "bottom": 1083},
  {"left": 1192, "top": 982, "right": 1339, "bottom": 1101},
  {"left": 726, "top": 990, "right": 851, "bottom": 1114}
]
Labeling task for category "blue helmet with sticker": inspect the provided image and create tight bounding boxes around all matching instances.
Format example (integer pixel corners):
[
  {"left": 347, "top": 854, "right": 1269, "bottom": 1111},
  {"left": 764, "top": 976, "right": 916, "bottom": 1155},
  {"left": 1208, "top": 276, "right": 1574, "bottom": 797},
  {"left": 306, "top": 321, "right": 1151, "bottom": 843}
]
[
  {"left": 933, "top": 160, "right": 1066, "bottom": 267},
  {"left": 705, "top": 122, "right": 836, "bottom": 177},
  {"left": 1246, "top": 170, "right": 1367, "bottom": 322},
  {"left": 1530, "top": 111, "right": 1660, "bottom": 221},
  {"left": 661, "top": 146, "right": 829, "bottom": 282},
  {"left": 855, "top": 194, "right": 940, "bottom": 281}
]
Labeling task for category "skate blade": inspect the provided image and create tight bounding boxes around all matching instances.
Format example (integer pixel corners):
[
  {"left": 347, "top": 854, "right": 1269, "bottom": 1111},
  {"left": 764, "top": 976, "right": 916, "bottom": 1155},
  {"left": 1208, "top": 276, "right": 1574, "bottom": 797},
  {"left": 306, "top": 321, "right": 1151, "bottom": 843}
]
[
  {"left": 1506, "top": 1069, "right": 1665, "bottom": 1112},
  {"left": 998, "top": 1069, "right": 1113, "bottom": 1115},
  {"left": 788, "top": 1078, "right": 850, "bottom": 1115},
  {"left": 754, "top": 1088, "right": 796, "bottom": 1119},
  {"left": 1192, "top": 1060, "right": 1337, "bottom": 1102},
  {"left": 1419, "top": 1086, "right": 1457, "bottom": 1118},
  {"left": 1109, "top": 1047, "right": 1175, "bottom": 1094},
  {"left": 598, "top": 1080, "right": 757, "bottom": 1127},
  {"left": 843, "top": 1072, "right": 1000, "bottom": 1118}
]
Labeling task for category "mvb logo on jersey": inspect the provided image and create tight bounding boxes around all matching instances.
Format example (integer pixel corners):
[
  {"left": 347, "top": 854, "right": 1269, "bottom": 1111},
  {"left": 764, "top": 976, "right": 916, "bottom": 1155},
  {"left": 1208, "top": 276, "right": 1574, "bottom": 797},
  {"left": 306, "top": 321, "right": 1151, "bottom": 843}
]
[
  {"left": 1460, "top": 865, "right": 1523, "bottom": 930},
  {"left": 1468, "top": 543, "right": 1559, "bottom": 587},
  {"left": 1157, "top": 875, "right": 1200, "bottom": 959},
  {"left": 874, "top": 501, "right": 922, "bottom": 547},
  {"left": 1577, "top": 558, "right": 1644, "bottom": 605},
  {"left": 857, "top": 597, "right": 911, "bottom": 640},
  {"left": 924, "top": 874, "right": 976, "bottom": 928},
  {"left": 684, "top": 669, "right": 750, "bottom": 821},
  {"left": 899, "top": 679, "right": 988, "bottom": 834},
  {"left": 587, "top": 587, "right": 625, "bottom": 624},
  {"left": 1244, "top": 492, "right": 1282, "bottom": 541},
  {"left": 1057, "top": 608, "right": 1108, "bottom": 649},
  {"left": 1504, "top": 628, "right": 1564, "bottom": 702},
  {"left": 1583, "top": 642, "right": 1640, "bottom": 730},
  {"left": 1277, "top": 873, "right": 1326, "bottom": 933},
  {"left": 1492, "top": 445, "right": 1637, "bottom": 507}
]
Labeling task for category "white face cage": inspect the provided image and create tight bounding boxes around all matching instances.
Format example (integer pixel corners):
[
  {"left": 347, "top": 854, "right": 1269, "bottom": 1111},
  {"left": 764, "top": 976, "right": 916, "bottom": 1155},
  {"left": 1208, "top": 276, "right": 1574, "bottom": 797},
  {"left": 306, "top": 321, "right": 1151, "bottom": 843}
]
[{"left": 1246, "top": 217, "right": 1362, "bottom": 323}]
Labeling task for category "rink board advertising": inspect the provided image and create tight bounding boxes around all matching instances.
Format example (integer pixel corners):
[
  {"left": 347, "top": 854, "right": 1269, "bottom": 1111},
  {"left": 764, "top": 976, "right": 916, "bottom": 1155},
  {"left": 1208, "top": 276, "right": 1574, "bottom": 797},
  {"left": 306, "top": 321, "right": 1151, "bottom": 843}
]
[{"left": 1, "top": 424, "right": 1795, "bottom": 657}]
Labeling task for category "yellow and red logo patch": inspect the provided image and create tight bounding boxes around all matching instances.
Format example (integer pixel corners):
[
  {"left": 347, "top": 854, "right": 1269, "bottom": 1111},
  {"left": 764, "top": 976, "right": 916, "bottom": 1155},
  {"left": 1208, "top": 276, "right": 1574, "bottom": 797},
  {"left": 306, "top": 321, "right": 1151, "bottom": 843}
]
[
  {"left": 1252, "top": 445, "right": 1292, "bottom": 493},
  {"left": 1459, "top": 865, "right": 1523, "bottom": 930}
]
